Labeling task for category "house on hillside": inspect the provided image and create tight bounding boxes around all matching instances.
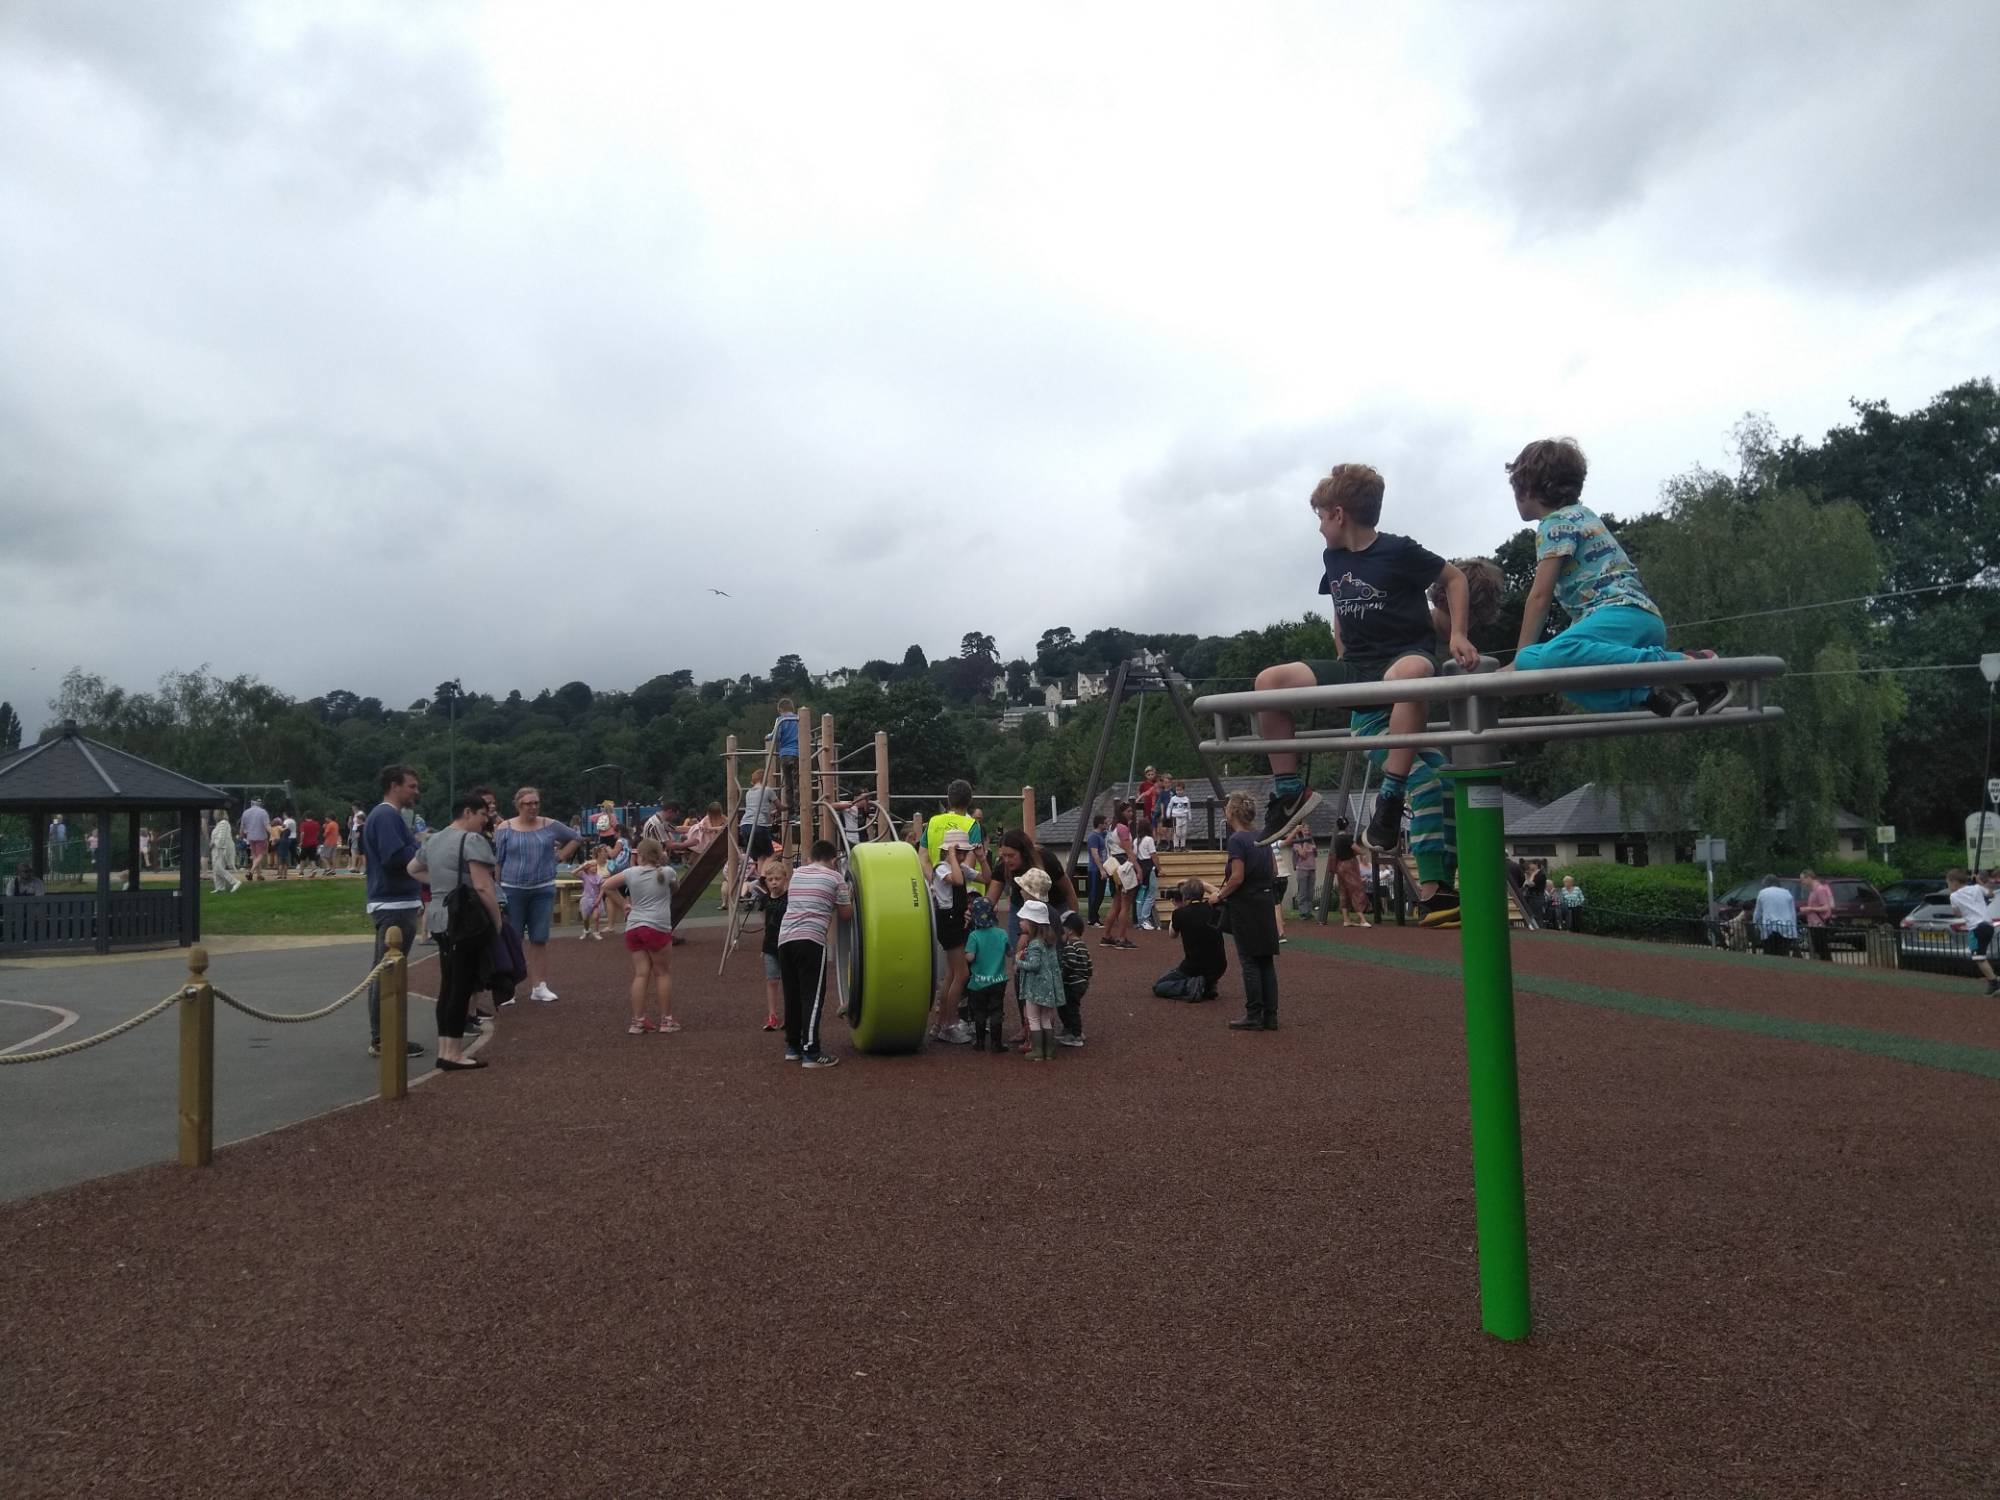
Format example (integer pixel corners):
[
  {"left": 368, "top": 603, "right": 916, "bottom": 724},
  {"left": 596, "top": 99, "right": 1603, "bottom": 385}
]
[
  {"left": 819, "top": 668, "right": 854, "bottom": 691},
  {"left": 1504, "top": 784, "right": 1874, "bottom": 866},
  {"left": 1000, "top": 705, "right": 1060, "bottom": 732}
]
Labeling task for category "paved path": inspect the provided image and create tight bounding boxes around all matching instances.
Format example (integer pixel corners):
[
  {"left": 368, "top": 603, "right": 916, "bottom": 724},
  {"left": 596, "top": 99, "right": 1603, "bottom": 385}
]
[{"left": 0, "top": 940, "right": 439, "bottom": 1202}]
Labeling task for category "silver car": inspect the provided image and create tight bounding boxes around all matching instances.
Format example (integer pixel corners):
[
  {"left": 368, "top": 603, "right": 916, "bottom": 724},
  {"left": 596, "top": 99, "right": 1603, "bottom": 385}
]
[{"left": 1898, "top": 890, "right": 1991, "bottom": 973}]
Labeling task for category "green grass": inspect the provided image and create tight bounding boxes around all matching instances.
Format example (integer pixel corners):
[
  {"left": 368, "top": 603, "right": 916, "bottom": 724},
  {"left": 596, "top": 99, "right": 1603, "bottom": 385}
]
[{"left": 199, "top": 876, "right": 375, "bottom": 936}]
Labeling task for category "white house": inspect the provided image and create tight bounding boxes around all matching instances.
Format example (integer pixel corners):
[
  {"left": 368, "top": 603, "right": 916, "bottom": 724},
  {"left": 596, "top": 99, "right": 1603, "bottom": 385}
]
[{"left": 1074, "top": 671, "right": 1110, "bottom": 702}]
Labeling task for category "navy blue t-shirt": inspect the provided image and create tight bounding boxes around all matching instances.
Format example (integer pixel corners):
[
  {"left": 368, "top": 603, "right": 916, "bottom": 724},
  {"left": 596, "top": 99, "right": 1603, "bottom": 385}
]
[{"left": 1318, "top": 532, "right": 1446, "bottom": 661}]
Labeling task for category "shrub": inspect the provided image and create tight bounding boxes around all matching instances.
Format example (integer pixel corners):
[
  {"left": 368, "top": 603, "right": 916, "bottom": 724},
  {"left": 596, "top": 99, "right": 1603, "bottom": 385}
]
[
  {"left": 1811, "top": 858, "right": 1903, "bottom": 888},
  {"left": 1546, "top": 862, "right": 1710, "bottom": 921}
]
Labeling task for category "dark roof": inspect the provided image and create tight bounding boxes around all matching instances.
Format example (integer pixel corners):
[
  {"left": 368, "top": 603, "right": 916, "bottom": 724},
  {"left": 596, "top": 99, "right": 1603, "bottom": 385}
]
[
  {"left": 1033, "top": 777, "right": 1542, "bottom": 849},
  {"left": 1508, "top": 784, "right": 1694, "bottom": 839},
  {"left": 0, "top": 722, "right": 225, "bottom": 809},
  {"left": 1509, "top": 783, "right": 1869, "bottom": 839}
]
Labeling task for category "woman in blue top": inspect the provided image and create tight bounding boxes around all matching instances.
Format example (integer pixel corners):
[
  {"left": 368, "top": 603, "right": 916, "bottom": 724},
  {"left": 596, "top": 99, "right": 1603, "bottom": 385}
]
[{"left": 494, "top": 786, "right": 582, "bottom": 1003}]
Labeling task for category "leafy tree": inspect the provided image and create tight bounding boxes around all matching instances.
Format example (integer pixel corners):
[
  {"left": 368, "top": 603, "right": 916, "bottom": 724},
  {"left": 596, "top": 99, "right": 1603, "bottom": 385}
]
[
  {"left": 958, "top": 632, "right": 998, "bottom": 666},
  {"left": 1005, "top": 659, "right": 1033, "bottom": 700},
  {"left": 895, "top": 644, "right": 929, "bottom": 681},
  {"left": 0, "top": 701, "right": 19, "bottom": 753},
  {"left": 1035, "top": 627, "right": 1079, "bottom": 679},
  {"left": 860, "top": 659, "right": 896, "bottom": 683},
  {"left": 771, "top": 654, "right": 811, "bottom": 695}
]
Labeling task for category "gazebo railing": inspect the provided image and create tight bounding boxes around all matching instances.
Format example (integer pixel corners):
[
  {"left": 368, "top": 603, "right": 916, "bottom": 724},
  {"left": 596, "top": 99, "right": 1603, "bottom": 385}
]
[{"left": 1, "top": 890, "right": 186, "bottom": 949}]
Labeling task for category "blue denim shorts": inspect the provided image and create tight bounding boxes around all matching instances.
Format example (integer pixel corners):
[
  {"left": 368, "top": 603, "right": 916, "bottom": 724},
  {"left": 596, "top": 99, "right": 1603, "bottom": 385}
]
[
  {"left": 502, "top": 884, "right": 557, "bottom": 944},
  {"left": 763, "top": 951, "right": 782, "bottom": 981}
]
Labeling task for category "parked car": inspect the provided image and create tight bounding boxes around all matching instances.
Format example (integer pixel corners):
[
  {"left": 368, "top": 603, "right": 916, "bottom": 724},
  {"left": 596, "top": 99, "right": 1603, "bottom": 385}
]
[
  {"left": 1715, "top": 877, "right": 1889, "bottom": 929},
  {"left": 1897, "top": 890, "right": 1990, "bottom": 973},
  {"left": 1878, "top": 876, "right": 1948, "bottom": 925}
]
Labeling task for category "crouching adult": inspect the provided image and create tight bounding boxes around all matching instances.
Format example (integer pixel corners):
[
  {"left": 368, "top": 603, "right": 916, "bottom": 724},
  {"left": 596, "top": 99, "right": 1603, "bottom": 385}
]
[{"left": 1154, "top": 878, "right": 1228, "bottom": 1001}]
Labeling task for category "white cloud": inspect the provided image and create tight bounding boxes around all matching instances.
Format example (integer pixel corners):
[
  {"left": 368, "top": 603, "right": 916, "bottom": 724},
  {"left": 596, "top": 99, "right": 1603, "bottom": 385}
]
[{"left": 0, "top": 0, "right": 1994, "bottom": 737}]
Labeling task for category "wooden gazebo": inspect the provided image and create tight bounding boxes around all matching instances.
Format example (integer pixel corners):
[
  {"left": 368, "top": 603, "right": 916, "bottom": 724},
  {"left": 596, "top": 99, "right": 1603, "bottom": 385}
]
[{"left": 0, "top": 721, "right": 222, "bottom": 955}]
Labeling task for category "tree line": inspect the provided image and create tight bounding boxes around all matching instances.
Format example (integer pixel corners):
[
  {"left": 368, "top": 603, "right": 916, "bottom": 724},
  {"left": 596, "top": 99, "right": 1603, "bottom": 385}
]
[{"left": 17, "top": 380, "right": 1996, "bottom": 866}]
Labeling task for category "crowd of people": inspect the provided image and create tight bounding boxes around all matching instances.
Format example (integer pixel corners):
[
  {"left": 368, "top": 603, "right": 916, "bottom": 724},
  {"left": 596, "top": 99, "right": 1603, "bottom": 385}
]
[{"left": 204, "top": 799, "right": 379, "bottom": 892}]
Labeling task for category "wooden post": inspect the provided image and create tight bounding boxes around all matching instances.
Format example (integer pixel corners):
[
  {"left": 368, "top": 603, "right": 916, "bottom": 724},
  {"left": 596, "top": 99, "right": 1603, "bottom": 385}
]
[
  {"left": 179, "top": 808, "right": 200, "bottom": 945},
  {"left": 379, "top": 925, "right": 409, "bottom": 1101},
  {"left": 95, "top": 809, "right": 113, "bottom": 954},
  {"left": 818, "top": 713, "right": 836, "bottom": 844},
  {"left": 874, "top": 731, "right": 891, "bottom": 839},
  {"left": 795, "top": 704, "right": 813, "bottom": 856},
  {"left": 722, "top": 734, "right": 740, "bottom": 912},
  {"left": 178, "top": 946, "right": 214, "bottom": 1167},
  {"left": 1021, "top": 785, "right": 1036, "bottom": 840},
  {"left": 125, "top": 813, "right": 141, "bottom": 892}
]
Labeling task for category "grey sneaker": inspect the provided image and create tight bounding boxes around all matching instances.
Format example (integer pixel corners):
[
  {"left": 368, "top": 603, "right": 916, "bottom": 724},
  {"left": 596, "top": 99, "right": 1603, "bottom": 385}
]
[
  {"left": 1055, "top": 1033, "right": 1085, "bottom": 1048},
  {"left": 801, "top": 1052, "right": 841, "bottom": 1069},
  {"left": 941, "top": 1020, "right": 976, "bottom": 1045}
]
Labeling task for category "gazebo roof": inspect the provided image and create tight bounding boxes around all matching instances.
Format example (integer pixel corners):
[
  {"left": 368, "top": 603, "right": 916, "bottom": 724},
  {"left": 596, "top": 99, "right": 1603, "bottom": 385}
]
[{"left": 0, "top": 722, "right": 225, "bottom": 810}]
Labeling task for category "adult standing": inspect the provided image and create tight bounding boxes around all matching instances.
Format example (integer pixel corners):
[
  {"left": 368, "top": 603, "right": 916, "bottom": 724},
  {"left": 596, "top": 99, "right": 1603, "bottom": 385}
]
[
  {"left": 494, "top": 786, "right": 582, "bottom": 1004},
  {"left": 240, "top": 797, "right": 272, "bottom": 881},
  {"left": 1556, "top": 875, "right": 1584, "bottom": 931},
  {"left": 49, "top": 814, "right": 67, "bottom": 875},
  {"left": 1287, "top": 825, "right": 1319, "bottom": 919},
  {"left": 1333, "top": 816, "right": 1369, "bottom": 927},
  {"left": 347, "top": 805, "right": 367, "bottom": 872},
  {"left": 362, "top": 765, "right": 427, "bottom": 1059},
  {"left": 1084, "top": 814, "right": 1108, "bottom": 926},
  {"left": 1219, "top": 791, "right": 1282, "bottom": 1031},
  {"left": 986, "top": 827, "right": 1084, "bottom": 1045},
  {"left": 208, "top": 809, "right": 243, "bottom": 894},
  {"left": 1752, "top": 875, "right": 1799, "bottom": 957},
  {"left": 410, "top": 791, "right": 500, "bottom": 1070},
  {"left": 1524, "top": 861, "right": 1550, "bottom": 926},
  {"left": 299, "top": 812, "right": 321, "bottom": 877},
  {"left": 1799, "top": 869, "right": 1835, "bottom": 960},
  {"left": 279, "top": 810, "right": 299, "bottom": 876}
]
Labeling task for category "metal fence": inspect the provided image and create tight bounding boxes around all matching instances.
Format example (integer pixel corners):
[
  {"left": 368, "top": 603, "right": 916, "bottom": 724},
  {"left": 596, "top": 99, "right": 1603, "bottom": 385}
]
[{"left": 1557, "top": 905, "right": 1986, "bottom": 976}]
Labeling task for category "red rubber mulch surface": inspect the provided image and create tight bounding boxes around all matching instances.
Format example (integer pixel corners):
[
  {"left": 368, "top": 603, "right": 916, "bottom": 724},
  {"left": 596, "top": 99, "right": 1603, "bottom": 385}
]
[{"left": 3, "top": 927, "right": 1998, "bottom": 1498}]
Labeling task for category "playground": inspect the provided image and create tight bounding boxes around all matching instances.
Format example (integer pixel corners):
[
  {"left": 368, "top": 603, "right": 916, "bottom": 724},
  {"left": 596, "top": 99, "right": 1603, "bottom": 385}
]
[{"left": 3, "top": 919, "right": 1996, "bottom": 1498}]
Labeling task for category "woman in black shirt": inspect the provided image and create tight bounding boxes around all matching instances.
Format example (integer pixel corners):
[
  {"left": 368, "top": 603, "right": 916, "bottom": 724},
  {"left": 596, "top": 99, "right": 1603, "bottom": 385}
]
[{"left": 1217, "top": 792, "right": 1282, "bottom": 1030}]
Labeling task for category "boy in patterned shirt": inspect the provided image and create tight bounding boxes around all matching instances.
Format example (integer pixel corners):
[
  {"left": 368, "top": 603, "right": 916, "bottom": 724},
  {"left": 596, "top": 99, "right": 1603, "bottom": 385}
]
[{"left": 1504, "top": 438, "right": 1728, "bottom": 716}]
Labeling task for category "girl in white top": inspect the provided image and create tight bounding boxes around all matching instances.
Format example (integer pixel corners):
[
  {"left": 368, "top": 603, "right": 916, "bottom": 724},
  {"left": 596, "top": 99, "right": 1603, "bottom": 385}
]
[{"left": 602, "top": 837, "right": 681, "bottom": 1034}]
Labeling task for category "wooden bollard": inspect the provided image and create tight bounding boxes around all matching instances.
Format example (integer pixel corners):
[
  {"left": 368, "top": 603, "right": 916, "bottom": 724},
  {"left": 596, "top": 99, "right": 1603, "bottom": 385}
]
[
  {"left": 379, "top": 926, "right": 409, "bottom": 1101},
  {"left": 1021, "top": 785, "right": 1036, "bottom": 840},
  {"left": 178, "top": 946, "right": 214, "bottom": 1167}
]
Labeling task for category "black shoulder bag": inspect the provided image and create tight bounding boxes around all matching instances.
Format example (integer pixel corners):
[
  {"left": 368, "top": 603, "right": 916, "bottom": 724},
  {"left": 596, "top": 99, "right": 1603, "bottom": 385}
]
[{"left": 443, "top": 831, "right": 493, "bottom": 946}]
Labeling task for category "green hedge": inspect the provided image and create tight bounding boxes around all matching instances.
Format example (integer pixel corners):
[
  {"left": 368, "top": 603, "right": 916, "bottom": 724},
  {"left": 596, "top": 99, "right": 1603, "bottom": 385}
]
[
  {"left": 1545, "top": 862, "right": 1711, "bottom": 920},
  {"left": 1809, "top": 857, "right": 1903, "bottom": 888}
]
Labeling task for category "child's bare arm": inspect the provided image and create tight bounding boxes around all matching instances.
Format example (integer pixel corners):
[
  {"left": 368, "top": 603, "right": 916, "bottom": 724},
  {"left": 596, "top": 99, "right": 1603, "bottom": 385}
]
[
  {"left": 1436, "top": 563, "right": 1479, "bottom": 670},
  {"left": 1512, "top": 556, "right": 1563, "bottom": 657}
]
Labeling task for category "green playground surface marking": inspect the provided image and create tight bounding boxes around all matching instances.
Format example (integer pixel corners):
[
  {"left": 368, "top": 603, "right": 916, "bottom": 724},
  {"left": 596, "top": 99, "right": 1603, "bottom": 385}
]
[
  {"left": 1287, "top": 934, "right": 2000, "bottom": 1083},
  {"left": 1514, "top": 926, "right": 1973, "bottom": 996}
]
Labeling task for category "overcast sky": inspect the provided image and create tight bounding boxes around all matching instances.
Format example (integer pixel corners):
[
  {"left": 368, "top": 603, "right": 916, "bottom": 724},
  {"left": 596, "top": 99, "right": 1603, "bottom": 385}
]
[{"left": 3, "top": 0, "right": 1995, "bottom": 734}]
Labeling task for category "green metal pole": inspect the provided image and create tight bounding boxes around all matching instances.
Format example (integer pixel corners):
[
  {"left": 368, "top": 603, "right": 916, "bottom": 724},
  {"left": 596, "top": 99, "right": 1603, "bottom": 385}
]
[{"left": 1446, "top": 764, "right": 1531, "bottom": 1340}]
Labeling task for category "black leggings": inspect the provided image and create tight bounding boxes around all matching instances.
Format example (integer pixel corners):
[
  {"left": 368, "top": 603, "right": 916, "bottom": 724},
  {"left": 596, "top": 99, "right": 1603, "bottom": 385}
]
[{"left": 435, "top": 934, "right": 482, "bottom": 1040}]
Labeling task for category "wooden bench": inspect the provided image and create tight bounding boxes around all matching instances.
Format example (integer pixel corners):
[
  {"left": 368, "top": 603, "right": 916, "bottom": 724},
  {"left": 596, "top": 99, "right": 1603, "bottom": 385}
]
[{"left": 554, "top": 878, "right": 582, "bottom": 928}]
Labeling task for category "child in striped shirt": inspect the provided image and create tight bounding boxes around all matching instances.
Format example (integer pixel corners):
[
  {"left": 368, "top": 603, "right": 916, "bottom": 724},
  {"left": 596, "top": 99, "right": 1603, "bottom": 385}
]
[{"left": 775, "top": 840, "right": 853, "bottom": 1067}]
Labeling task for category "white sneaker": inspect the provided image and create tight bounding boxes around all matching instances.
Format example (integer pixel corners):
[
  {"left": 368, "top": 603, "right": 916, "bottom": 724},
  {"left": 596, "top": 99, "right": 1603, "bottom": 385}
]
[
  {"left": 531, "top": 983, "right": 558, "bottom": 1003},
  {"left": 577, "top": 929, "right": 589, "bottom": 941},
  {"left": 591, "top": 930, "right": 603, "bottom": 942}
]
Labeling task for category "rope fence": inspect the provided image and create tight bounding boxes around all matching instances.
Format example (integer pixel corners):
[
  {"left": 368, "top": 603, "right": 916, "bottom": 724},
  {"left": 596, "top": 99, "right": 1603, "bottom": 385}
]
[
  {"left": 209, "top": 957, "right": 393, "bottom": 1025},
  {"left": 0, "top": 987, "right": 189, "bottom": 1064},
  {"left": 0, "top": 932, "right": 425, "bottom": 1168}
]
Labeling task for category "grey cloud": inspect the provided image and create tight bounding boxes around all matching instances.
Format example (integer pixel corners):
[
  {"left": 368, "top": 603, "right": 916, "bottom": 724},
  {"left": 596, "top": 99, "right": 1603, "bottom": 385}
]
[
  {"left": 8, "top": 0, "right": 495, "bottom": 196},
  {"left": 1440, "top": 0, "right": 2000, "bottom": 285}
]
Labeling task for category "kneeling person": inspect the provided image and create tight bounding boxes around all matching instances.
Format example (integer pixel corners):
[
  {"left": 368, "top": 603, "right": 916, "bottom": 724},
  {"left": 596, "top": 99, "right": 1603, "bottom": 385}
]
[{"left": 1156, "top": 878, "right": 1228, "bottom": 1000}]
